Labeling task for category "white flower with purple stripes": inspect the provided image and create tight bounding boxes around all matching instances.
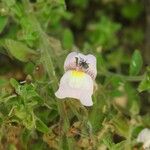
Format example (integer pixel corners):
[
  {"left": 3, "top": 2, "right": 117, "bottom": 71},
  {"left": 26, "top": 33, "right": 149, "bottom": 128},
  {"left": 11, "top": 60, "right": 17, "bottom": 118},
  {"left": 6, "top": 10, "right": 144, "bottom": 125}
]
[{"left": 55, "top": 52, "right": 97, "bottom": 106}]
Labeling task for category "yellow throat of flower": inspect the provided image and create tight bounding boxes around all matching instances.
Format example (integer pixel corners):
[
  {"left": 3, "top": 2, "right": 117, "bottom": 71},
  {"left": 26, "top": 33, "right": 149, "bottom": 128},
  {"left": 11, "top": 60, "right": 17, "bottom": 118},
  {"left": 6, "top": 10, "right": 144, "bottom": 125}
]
[{"left": 71, "top": 70, "right": 85, "bottom": 78}]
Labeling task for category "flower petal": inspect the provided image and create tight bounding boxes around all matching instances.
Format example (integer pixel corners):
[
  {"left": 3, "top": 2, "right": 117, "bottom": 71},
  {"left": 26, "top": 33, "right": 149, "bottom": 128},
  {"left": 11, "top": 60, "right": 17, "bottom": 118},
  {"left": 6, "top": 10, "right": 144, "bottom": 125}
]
[
  {"left": 137, "top": 128, "right": 150, "bottom": 143},
  {"left": 143, "top": 140, "right": 150, "bottom": 150},
  {"left": 80, "top": 94, "right": 93, "bottom": 106},
  {"left": 86, "top": 54, "right": 97, "bottom": 79},
  {"left": 64, "top": 52, "right": 97, "bottom": 79},
  {"left": 55, "top": 70, "right": 94, "bottom": 106},
  {"left": 64, "top": 52, "right": 77, "bottom": 71}
]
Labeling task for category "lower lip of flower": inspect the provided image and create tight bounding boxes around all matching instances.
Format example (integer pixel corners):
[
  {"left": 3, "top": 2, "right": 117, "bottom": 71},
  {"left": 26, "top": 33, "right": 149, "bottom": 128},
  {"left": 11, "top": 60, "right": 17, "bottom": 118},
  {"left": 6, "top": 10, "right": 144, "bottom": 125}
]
[
  {"left": 65, "top": 67, "right": 95, "bottom": 80},
  {"left": 71, "top": 70, "right": 85, "bottom": 77}
]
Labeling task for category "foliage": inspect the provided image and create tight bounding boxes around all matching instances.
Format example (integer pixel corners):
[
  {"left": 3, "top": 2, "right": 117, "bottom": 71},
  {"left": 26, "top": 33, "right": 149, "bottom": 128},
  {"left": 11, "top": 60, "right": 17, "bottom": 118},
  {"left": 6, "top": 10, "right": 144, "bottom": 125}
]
[{"left": 0, "top": 0, "right": 149, "bottom": 150}]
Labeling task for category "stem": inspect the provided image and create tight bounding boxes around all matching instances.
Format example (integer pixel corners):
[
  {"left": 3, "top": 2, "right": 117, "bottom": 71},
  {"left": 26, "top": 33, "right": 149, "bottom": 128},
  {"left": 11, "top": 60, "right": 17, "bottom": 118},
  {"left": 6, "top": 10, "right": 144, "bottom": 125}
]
[
  {"left": 20, "top": 1, "right": 72, "bottom": 149},
  {"left": 100, "top": 71, "right": 144, "bottom": 82},
  {"left": 39, "top": 23, "right": 72, "bottom": 150}
]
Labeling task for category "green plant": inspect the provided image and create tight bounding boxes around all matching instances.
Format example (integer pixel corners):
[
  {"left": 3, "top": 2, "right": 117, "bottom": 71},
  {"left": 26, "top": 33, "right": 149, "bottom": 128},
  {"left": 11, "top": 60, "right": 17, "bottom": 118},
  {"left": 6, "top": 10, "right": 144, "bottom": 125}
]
[{"left": 0, "top": 0, "right": 149, "bottom": 149}]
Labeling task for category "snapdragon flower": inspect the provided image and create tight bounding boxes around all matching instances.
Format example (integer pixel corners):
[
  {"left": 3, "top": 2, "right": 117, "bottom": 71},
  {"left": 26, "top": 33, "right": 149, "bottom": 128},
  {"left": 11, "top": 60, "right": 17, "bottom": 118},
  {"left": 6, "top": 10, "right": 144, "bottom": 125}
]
[{"left": 55, "top": 52, "right": 97, "bottom": 106}]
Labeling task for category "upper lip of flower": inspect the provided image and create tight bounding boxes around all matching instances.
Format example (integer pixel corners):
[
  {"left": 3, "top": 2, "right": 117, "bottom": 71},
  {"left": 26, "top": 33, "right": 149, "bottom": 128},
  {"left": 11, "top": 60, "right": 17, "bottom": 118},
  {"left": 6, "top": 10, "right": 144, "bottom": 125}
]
[{"left": 64, "top": 52, "right": 97, "bottom": 80}]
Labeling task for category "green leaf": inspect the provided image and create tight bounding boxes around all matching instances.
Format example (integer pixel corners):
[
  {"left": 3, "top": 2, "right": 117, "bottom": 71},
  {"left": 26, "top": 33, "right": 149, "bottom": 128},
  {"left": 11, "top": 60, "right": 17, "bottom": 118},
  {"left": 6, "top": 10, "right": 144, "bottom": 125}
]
[
  {"left": 131, "top": 126, "right": 144, "bottom": 138},
  {"left": 142, "top": 113, "right": 150, "bottom": 126},
  {"left": 10, "top": 78, "right": 19, "bottom": 89},
  {"left": 14, "top": 105, "right": 35, "bottom": 130},
  {"left": 3, "top": 0, "right": 16, "bottom": 7},
  {"left": 15, "top": 105, "right": 27, "bottom": 120},
  {"left": 8, "top": 144, "right": 17, "bottom": 150},
  {"left": 138, "top": 67, "right": 150, "bottom": 92},
  {"left": 4, "top": 39, "right": 38, "bottom": 62},
  {"left": 124, "top": 83, "right": 140, "bottom": 115},
  {"left": 112, "top": 140, "right": 128, "bottom": 150},
  {"left": 0, "top": 16, "right": 8, "bottom": 33},
  {"left": 88, "top": 16, "right": 121, "bottom": 49},
  {"left": 21, "top": 84, "right": 39, "bottom": 99},
  {"left": 0, "top": 78, "right": 8, "bottom": 87},
  {"left": 110, "top": 76, "right": 124, "bottom": 88},
  {"left": 121, "top": 2, "right": 143, "bottom": 20},
  {"left": 29, "top": 140, "right": 46, "bottom": 150},
  {"left": 112, "top": 115, "right": 129, "bottom": 138},
  {"left": 21, "top": 129, "right": 31, "bottom": 148},
  {"left": 22, "top": 113, "right": 35, "bottom": 130},
  {"left": 97, "top": 53, "right": 107, "bottom": 72},
  {"left": 36, "top": 119, "right": 49, "bottom": 133},
  {"left": 129, "top": 50, "right": 143, "bottom": 75},
  {"left": 130, "top": 100, "right": 140, "bottom": 116},
  {"left": 0, "top": 117, "right": 3, "bottom": 125},
  {"left": 102, "top": 133, "right": 114, "bottom": 149},
  {"left": 24, "top": 62, "right": 35, "bottom": 74},
  {"left": 72, "top": 0, "right": 89, "bottom": 8},
  {"left": 49, "top": 110, "right": 59, "bottom": 122},
  {"left": 59, "top": 0, "right": 66, "bottom": 7},
  {"left": 62, "top": 28, "right": 74, "bottom": 49}
]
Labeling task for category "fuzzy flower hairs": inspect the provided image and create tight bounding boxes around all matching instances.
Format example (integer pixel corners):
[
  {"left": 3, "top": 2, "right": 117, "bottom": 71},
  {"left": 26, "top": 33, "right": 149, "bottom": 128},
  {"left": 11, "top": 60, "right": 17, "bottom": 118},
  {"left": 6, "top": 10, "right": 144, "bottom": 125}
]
[{"left": 55, "top": 52, "right": 97, "bottom": 106}]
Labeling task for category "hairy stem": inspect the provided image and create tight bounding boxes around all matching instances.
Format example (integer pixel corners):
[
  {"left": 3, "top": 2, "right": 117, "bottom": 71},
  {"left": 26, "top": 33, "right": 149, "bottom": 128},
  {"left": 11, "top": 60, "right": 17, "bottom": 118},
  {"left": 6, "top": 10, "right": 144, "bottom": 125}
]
[
  {"left": 21, "top": 0, "right": 72, "bottom": 149},
  {"left": 100, "top": 71, "right": 144, "bottom": 82}
]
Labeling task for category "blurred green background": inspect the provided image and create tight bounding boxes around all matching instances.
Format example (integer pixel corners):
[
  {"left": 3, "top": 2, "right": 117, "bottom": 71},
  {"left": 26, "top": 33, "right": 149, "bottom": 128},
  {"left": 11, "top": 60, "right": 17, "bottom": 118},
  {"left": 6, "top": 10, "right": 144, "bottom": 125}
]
[{"left": 0, "top": 0, "right": 150, "bottom": 149}]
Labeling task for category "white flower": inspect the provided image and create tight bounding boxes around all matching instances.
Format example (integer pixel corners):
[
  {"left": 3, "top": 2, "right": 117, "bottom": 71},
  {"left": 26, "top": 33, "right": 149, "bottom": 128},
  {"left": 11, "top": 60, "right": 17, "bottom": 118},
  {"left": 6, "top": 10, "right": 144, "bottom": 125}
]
[
  {"left": 55, "top": 52, "right": 97, "bottom": 106},
  {"left": 137, "top": 128, "right": 150, "bottom": 150}
]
